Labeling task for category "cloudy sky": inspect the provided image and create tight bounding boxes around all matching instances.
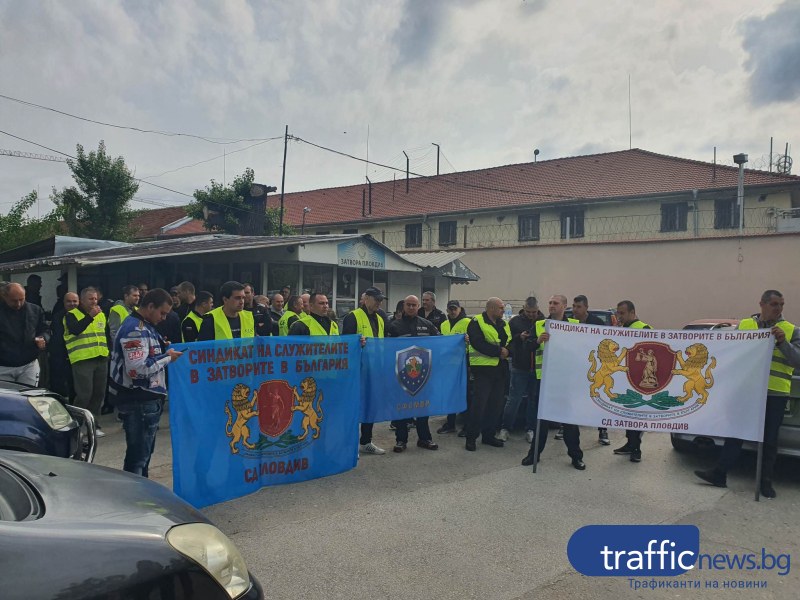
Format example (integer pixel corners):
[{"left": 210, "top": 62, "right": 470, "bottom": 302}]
[{"left": 1, "top": 0, "right": 798, "bottom": 217}]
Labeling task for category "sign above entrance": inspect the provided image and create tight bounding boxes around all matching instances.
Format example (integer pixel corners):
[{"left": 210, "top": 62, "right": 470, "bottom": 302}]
[{"left": 337, "top": 239, "right": 385, "bottom": 269}]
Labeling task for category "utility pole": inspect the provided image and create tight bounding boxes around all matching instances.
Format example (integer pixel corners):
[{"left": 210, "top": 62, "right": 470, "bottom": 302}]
[
  {"left": 279, "top": 125, "right": 288, "bottom": 236},
  {"left": 403, "top": 151, "right": 409, "bottom": 193},
  {"left": 733, "top": 153, "right": 748, "bottom": 235},
  {"left": 432, "top": 143, "right": 440, "bottom": 175}
]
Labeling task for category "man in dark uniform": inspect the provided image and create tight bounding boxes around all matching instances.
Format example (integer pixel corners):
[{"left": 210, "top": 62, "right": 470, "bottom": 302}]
[
  {"left": 288, "top": 292, "right": 338, "bottom": 336},
  {"left": 181, "top": 291, "right": 214, "bottom": 343},
  {"left": 342, "top": 287, "right": 387, "bottom": 455},
  {"left": 521, "top": 294, "right": 586, "bottom": 470},
  {"left": 612, "top": 300, "right": 651, "bottom": 463},
  {"left": 421, "top": 291, "right": 446, "bottom": 331},
  {"left": 386, "top": 295, "right": 440, "bottom": 452}
]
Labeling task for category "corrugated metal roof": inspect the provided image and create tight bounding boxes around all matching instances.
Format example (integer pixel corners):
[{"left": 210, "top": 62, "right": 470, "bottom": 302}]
[
  {"left": 398, "top": 251, "right": 466, "bottom": 269},
  {"left": 0, "top": 234, "right": 414, "bottom": 274}
]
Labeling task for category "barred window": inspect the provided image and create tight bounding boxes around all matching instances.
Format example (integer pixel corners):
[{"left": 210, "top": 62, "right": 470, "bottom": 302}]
[
  {"left": 560, "top": 209, "right": 584, "bottom": 239},
  {"left": 439, "top": 221, "right": 457, "bottom": 246},
  {"left": 714, "top": 198, "right": 741, "bottom": 229},
  {"left": 518, "top": 214, "right": 540, "bottom": 241},
  {"left": 660, "top": 202, "right": 688, "bottom": 232},
  {"left": 405, "top": 223, "right": 422, "bottom": 248}
]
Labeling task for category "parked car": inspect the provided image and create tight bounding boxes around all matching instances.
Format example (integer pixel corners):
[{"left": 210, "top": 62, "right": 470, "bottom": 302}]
[
  {"left": 0, "top": 379, "right": 96, "bottom": 462},
  {"left": 670, "top": 319, "right": 800, "bottom": 457},
  {"left": 564, "top": 308, "right": 618, "bottom": 326},
  {"left": 0, "top": 450, "right": 263, "bottom": 599}
]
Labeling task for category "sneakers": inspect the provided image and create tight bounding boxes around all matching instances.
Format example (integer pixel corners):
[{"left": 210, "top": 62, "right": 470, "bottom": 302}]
[
  {"left": 554, "top": 426, "right": 564, "bottom": 440},
  {"left": 694, "top": 469, "right": 727, "bottom": 488},
  {"left": 571, "top": 458, "right": 586, "bottom": 470},
  {"left": 436, "top": 423, "right": 456, "bottom": 434},
  {"left": 598, "top": 429, "right": 610, "bottom": 446},
  {"left": 760, "top": 481, "right": 777, "bottom": 499},
  {"left": 95, "top": 428, "right": 106, "bottom": 438},
  {"left": 416, "top": 439, "right": 438, "bottom": 450},
  {"left": 630, "top": 449, "right": 642, "bottom": 463},
  {"left": 496, "top": 429, "right": 509, "bottom": 442},
  {"left": 359, "top": 442, "right": 385, "bottom": 455},
  {"left": 613, "top": 444, "right": 634, "bottom": 455},
  {"left": 393, "top": 441, "right": 407, "bottom": 453},
  {"left": 525, "top": 429, "right": 534, "bottom": 443}
]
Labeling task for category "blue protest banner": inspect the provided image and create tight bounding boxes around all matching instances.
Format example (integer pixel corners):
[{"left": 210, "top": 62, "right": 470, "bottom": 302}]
[
  {"left": 361, "top": 336, "right": 467, "bottom": 423},
  {"left": 168, "top": 335, "right": 361, "bottom": 508}
]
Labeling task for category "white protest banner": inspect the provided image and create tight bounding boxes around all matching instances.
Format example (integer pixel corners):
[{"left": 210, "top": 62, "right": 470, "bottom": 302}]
[{"left": 539, "top": 322, "right": 774, "bottom": 441}]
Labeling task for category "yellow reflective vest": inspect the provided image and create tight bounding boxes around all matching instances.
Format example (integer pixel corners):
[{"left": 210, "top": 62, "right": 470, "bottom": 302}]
[
  {"left": 468, "top": 314, "right": 511, "bottom": 367},
  {"left": 109, "top": 304, "right": 133, "bottom": 325},
  {"left": 208, "top": 307, "right": 255, "bottom": 339},
  {"left": 442, "top": 317, "right": 470, "bottom": 336},
  {"left": 299, "top": 313, "right": 339, "bottom": 336},
  {"left": 739, "top": 318, "right": 796, "bottom": 395},
  {"left": 278, "top": 310, "right": 299, "bottom": 337},
  {"left": 64, "top": 308, "right": 109, "bottom": 364},
  {"left": 182, "top": 311, "right": 203, "bottom": 342},
  {"left": 351, "top": 307, "right": 383, "bottom": 338},
  {"left": 534, "top": 317, "right": 579, "bottom": 379}
]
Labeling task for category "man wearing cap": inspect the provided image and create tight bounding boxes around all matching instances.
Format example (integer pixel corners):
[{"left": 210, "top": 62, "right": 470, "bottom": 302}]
[
  {"left": 24, "top": 274, "right": 43, "bottom": 308},
  {"left": 437, "top": 300, "right": 471, "bottom": 434},
  {"left": 342, "top": 287, "right": 387, "bottom": 455},
  {"left": 0, "top": 282, "right": 48, "bottom": 386}
]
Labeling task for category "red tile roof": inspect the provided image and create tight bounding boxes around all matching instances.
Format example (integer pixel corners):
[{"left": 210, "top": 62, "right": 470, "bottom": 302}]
[
  {"left": 279, "top": 148, "right": 799, "bottom": 226},
  {"left": 131, "top": 149, "right": 800, "bottom": 231},
  {"left": 130, "top": 206, "right": 206, "bottom": 240}
]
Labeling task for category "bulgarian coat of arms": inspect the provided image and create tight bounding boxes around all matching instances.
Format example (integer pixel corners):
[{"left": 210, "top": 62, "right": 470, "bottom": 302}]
[
  {"left": 587, "top": 339, "right": 716, "bottom": 419},
  {"left": 224, "top": 377, "right": 324, "bottom": 456},
  {"left": 396, "top": 346, "right": 432, "bottom": 396}
]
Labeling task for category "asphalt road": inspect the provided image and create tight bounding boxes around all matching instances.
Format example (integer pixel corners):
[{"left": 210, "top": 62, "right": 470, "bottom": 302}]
[{"left": 94, "top": 411, "right": 800, "bottom": 600}]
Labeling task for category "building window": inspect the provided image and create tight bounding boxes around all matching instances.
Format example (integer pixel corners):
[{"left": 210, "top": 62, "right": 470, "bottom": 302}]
[
  {"left": 560, "top": 209, "right": 584, "bottom": 239},
  {"left": 439, "top": 221, "right": 457, "bottom": 246},
  {"left": 342, "top": 228, "right": 358, "bottom": 234},
  {"left": 315, "top": 230, "right": 330, "bottom": 235},
  {"left": 405, "top": 223, "right": 422, "bottom": 248},
  {"left": 660, "top": 202, "right": 688, "bottom": 232},
  {"left": 518, "top": 214, "right": 540, "bottom": 241},
  {"left": 714, "top": 198, "right": 741, "bottom": 229}
]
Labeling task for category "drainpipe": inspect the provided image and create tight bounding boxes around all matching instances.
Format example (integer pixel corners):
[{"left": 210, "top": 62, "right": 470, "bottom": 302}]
[
  {"left": 422, "top": 214, "right": 433, "bottom": 249},
  {"left": 692, "top": 189, "right": 699, "bottom": 237}
]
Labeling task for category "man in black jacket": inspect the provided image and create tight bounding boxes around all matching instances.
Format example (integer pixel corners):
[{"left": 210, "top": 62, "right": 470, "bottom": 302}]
[
  {"left": 497, "top": 297, "right": 543, "bottom": 443},
  {"left": 421, "top": 291, "right": 446, "bottom": 332},
  {"left": 0, "top": 283, "right": 48, "bottom": 386},
  {"left": 387, "top": 295, "right": 440, "bottom": 452}
]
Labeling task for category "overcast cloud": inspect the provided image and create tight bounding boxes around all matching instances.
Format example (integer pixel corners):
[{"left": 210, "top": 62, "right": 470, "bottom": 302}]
[{"left": 0, "top": 0, "right": 797, "bottom": 216}]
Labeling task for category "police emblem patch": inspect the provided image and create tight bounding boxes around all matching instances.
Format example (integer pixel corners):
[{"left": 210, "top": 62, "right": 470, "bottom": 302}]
[{"left": 396, "top": 346, "right": 432, "bottom": 396}]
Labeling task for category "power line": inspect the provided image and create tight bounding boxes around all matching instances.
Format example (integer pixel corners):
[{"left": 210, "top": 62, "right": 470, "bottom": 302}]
[
  {"left": 0, "top": 92, "right": 282, "bottom": 145},
  {"left": 140, "top": 138, "right": 278, "bottom": 180},
  {"left": 0, "top": 148, "right": 68, "bottom": 162}
]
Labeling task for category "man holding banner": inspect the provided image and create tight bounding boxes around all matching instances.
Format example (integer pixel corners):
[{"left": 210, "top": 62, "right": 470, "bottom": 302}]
[
  {"left": 521, "top": 295, "right": 586, "bottom": 470},
  {"left": 612, "top": 300, "right": 651, "bottom": 463},
  {"left": 342, "top": 287, "right": 386, "bottom": 456},
  {"left": 386, "top": 295, "right": 440, "bottom": 452},
  {"left": 465, "top": 297, "right": 511, "bottom": 451},
  {"left": 278, "top": 295, "right": 304, "bottom": 336},
  {"left": 197, "top": 281, "right": 255, "bottom": 341},
  {"left": 695, "top": 290, "right": 800, "bottom": 498}
]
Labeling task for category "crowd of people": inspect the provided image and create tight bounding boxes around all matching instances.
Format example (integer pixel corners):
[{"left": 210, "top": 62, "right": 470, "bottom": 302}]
[{"left": 0, "top": 276, "right": 798, "bottom": 499}]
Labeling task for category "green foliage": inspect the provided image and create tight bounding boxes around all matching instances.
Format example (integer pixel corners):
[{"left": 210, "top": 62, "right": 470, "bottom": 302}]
[
  {"left": 51, "top": 141, "right": 139, "bottom": 240},
  {"left": 0, "top": 190, "right": 62, "bottom": 253},
  {"left": 187, "top": 168, "right": 295, "bottom": 235}
]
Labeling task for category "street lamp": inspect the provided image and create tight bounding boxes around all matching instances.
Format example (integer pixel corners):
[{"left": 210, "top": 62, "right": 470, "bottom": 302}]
[
  {"left": 733, "top": 153, "right": 748, "bottom": 235},
  {"left": 301, "top": 207, "right": 311, "bottom": 235}
]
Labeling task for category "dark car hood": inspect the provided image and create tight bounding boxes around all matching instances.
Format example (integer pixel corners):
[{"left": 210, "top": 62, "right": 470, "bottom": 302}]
[{"left": 0, "top": 451, "right": 208, "bottom": 535}]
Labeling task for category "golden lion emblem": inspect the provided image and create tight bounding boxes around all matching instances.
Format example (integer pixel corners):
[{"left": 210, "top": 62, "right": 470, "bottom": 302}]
[
  {"left": 587, "top": 339, "right": 628, "bottom": 399},
  {"left": 672, "top": 343, "right": 716, "bottom": 404},
  {"left": 292, "top": 377, "right": 323, "bottom": 441},
  {"left": 225, "top": 383, "right": 259, "bottom": 454}
]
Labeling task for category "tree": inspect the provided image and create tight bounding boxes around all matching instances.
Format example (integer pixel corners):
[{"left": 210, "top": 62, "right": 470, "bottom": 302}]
[
  {"left": 0, "top": 190, "right": 62, "bottom": 253},
  {"left": 187, "top": 168, "right": 295, "bottom": 235},
  {"left": 52, "top": 141, "right": 139, "bottom": 240}
]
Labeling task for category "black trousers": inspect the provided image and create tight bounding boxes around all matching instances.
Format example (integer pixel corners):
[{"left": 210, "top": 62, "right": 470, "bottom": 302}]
[
  {"left": 526, "top": 391, "right": 583, "bottom": 460},
  {"left": 625, "top": 429, "right": 643, "bottom": 450},
  {"left": 467, "top": 365, "right": 507, "bottom": 441},
  {"left": 395, "top": 417, "right": 431, "bottom": 443},
  {"left": 360, "top": 423, "right": 374, "bottom": 445},
  {"left": 445, "top": 375, "right": 474, "bottom": 428},
  {"left": 718, "top": 395, "right": 787, "bottom": 482}
]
